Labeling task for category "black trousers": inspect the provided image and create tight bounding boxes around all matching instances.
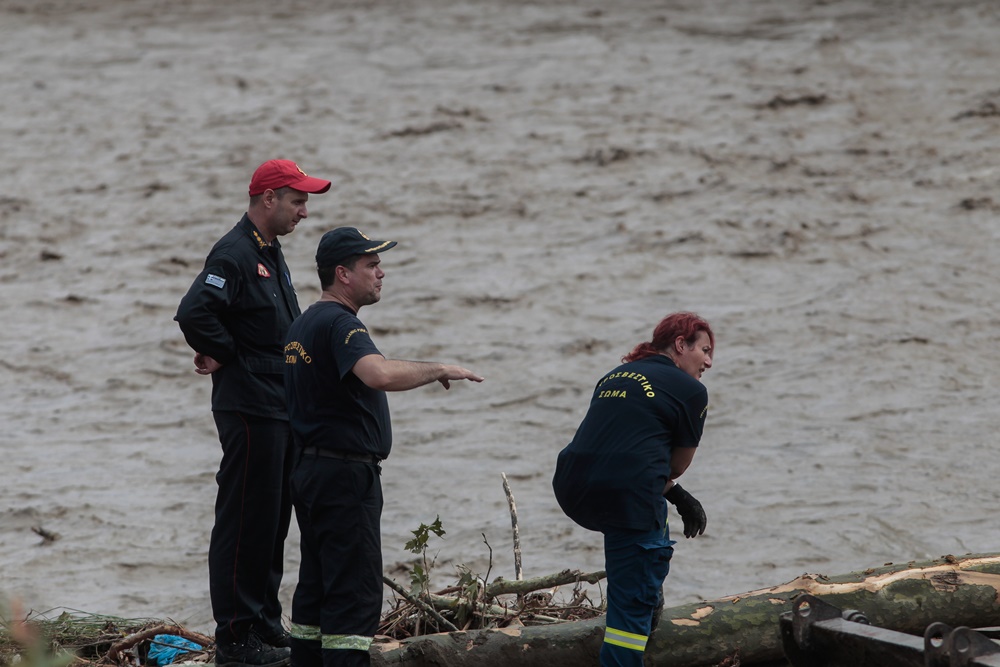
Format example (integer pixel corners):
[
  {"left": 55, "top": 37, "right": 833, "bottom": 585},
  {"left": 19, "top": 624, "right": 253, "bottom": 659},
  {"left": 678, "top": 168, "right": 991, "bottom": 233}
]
[
  {"left": 289, "top": 454, "right": 383, "bottom": 667},
  {"left": 210, "top": 411, "right": 294, "bottom": 645}
]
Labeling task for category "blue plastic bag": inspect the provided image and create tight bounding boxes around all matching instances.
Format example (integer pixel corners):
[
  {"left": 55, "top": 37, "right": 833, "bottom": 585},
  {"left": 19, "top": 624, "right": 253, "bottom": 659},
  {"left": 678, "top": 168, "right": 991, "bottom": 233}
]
[{"left": 147, "top": 634, "right": 202, "bottom": 666}]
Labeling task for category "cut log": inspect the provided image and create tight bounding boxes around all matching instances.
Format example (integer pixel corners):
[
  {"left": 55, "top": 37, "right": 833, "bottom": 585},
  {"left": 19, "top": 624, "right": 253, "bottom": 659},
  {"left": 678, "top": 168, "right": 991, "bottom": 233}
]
[{"left": 372, "top": 552, "right": 1000, "bottom": 667}]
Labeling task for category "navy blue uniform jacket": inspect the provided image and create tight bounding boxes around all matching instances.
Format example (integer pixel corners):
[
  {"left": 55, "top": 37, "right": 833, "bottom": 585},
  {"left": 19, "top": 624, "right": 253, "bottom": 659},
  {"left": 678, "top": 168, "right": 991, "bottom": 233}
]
[{"left": 552, "top": 355, "right": 708, "bottom": 532}]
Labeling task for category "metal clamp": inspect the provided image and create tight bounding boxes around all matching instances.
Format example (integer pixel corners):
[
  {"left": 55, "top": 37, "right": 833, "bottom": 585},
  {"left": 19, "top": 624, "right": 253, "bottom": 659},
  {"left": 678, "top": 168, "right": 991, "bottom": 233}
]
[{"left": 780, "top": 594, "right": 1000, "bottom": 666}]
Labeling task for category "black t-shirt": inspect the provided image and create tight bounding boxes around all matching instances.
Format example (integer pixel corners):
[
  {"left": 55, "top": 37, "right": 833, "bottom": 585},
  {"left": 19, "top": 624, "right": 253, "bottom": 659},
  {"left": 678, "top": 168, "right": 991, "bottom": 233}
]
[
  {"left": 284, "top": 301, "right": 391, "bottom": 458},
  {"left": 552, "top": 355, "right": 708, "bottom": 532}
]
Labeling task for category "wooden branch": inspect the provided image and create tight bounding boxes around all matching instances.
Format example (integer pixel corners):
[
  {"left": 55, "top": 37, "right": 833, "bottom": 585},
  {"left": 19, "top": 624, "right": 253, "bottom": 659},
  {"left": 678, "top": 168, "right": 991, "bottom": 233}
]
[
  {"left": 423, "top": 571, "right": 607, "bottom": 623},
  {"left": 104, "top": 624, "right": 213, "bottom": 664},
  {"left": 31, "top": 525, "right": 60, "bottom": 544},
  {"left": 382, "top": 576, "right": 459, "bottom": 633},
  {"left": 501, "top": 473, "right": 523, "bottom": 581},
  {"left": 427, "top": 593, "right": 517, "bottom": 620},
  {"left": 485, "top": 569, "right": 606, "bottom": 598}
]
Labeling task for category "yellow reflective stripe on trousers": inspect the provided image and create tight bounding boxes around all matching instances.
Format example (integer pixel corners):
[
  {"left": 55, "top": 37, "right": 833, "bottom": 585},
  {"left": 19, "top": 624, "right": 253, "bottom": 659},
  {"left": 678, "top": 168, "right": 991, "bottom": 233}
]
[
  {"left": 289, "top": 623, "right": 372, "bottom": 650},
  {"left": 604, "top": 626, "right": 648, "bottom": 652},
  {"left": 290, "top": 622, "right": 321, "bottom": 641},
  {"left": 322, "top": 635, "right": 373, "bottom": 651}
]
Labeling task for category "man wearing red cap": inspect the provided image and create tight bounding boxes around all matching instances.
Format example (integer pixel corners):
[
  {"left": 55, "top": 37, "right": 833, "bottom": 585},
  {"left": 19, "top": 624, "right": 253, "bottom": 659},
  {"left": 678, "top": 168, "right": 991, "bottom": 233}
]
[{"left": 176, "top": 160, "right": 332, "bottom": 667}]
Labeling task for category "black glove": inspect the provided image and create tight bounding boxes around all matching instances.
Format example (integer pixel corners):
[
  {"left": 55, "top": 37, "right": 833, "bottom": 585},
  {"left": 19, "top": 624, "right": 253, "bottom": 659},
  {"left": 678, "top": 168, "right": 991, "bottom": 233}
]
[{"left": 664, "top": 483, "right": 707, "bottom": 538}]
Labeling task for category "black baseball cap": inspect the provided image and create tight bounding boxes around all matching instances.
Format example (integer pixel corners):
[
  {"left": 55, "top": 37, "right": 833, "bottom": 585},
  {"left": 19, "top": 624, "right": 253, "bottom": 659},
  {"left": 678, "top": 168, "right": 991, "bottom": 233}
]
[{"left": 316, "top": 227, "right": 397, "bottom": 268}]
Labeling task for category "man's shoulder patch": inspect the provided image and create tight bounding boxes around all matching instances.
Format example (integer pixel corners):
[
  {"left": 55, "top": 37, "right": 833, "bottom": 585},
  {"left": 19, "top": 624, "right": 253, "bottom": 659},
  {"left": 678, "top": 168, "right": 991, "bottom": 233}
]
[
  {"left": 205, "top": 273, "right": 226, "bottom": 289},
  {"left": 344, "top": 328, "right": 368, "bottom": 344}
]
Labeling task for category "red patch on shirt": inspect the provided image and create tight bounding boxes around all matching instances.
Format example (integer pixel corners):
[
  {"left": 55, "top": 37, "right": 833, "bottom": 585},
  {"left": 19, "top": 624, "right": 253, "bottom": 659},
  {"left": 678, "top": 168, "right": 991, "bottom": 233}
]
[{"left": 257, "top": 263, "right": 271, "bottom": 278}]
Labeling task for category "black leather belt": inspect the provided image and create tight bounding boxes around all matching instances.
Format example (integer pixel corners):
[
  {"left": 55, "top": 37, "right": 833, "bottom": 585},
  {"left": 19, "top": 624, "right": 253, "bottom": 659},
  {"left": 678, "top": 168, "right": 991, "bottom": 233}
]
[{"left": 301, "top": 447, "right": 381, "bottom": 464}]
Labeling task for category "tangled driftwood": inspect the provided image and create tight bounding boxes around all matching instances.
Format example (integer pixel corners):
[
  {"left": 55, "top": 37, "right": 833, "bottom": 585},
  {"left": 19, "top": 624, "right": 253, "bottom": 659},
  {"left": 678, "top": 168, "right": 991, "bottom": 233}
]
[
  {"left": 377, "top": 474, "right": 606, "bottom": 638},
  {"left": 104, "top": 625, "right": 213, "bottom": 665}
]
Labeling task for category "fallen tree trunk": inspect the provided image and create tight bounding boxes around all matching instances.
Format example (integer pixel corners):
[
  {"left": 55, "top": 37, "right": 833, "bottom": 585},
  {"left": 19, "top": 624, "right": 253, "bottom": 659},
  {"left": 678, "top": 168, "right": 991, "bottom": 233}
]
[{"left": 372, "top": 552, "right": 1000, "bottom": 667}]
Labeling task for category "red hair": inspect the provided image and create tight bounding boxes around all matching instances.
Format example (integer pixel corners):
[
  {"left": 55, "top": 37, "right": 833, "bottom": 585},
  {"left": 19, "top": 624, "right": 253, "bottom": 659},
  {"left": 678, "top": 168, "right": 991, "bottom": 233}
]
[{"left": 623, "top": 312, "right": 714, "bottom": 363}]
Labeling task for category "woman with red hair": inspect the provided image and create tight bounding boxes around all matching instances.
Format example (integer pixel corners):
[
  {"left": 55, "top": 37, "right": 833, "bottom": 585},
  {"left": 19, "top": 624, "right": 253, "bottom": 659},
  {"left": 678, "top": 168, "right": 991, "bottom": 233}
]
[{"left": 552, "top": 312, "right": 714, "bottom": 667}]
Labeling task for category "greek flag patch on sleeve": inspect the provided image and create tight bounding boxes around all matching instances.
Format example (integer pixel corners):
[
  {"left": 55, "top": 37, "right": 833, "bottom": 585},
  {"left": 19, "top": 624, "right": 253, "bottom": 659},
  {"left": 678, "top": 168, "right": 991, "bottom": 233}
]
[{"left": 205, "top": 274, "right": 226, "bottom": 289}]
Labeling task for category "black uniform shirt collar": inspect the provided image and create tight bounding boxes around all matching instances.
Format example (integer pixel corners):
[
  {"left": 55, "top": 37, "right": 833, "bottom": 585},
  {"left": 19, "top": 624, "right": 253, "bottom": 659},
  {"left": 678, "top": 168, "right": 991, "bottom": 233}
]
[{"left": 238, "top": 214, "right": 282, "bottom": 252}]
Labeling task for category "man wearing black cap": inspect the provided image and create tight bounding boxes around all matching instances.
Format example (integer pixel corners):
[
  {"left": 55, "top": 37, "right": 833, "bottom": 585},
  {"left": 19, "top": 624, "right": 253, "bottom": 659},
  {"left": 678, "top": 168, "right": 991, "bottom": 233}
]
[
  {"left": 176, "top": 160, "right": 332, "bottom": 667},
  {"left": 283, "top": 227, "right": 484, "bottom": 667}
]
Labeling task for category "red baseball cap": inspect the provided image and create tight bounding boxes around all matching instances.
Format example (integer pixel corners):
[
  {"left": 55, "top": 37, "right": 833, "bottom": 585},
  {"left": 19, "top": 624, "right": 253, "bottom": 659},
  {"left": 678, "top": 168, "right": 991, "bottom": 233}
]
[{"left": 248, "top": 159, "right": 332, "bottom": 196}]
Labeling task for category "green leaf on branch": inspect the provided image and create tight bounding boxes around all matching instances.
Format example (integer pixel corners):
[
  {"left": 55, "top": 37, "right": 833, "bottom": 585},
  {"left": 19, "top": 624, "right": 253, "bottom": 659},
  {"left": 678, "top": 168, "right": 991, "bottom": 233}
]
[
  {"left": 404, "top": 515, "right": 446, "bottom": 554},
  {"left": 410, "top": 562, "right": 428, "bottom": 591}
]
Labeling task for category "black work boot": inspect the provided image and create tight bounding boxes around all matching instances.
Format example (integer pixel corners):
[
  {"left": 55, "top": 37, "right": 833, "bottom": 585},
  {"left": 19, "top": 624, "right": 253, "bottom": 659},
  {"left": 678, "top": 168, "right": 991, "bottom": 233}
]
[
  {"left": 215, "top": 631, "right": 291, "bottom": 667},
  {"left": 257, "top": 626, "right": 291, "bottom": 648}
]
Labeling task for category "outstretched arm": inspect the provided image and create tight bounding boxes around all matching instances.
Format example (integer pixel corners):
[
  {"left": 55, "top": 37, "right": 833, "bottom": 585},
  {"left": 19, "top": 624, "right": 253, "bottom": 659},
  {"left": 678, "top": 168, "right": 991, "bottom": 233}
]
[{"left": 352, "top": 354, "right": 484, "bottom": 391}]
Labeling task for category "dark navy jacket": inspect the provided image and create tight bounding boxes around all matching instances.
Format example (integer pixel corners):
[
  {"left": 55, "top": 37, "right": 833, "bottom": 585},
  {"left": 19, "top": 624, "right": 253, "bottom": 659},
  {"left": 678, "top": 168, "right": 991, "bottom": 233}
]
[
  {"left": 552, "top": 355, "right": 708, "bottom": 532},
  {"left": 175, "top": 215, "right": 300, "bottom": 419}
]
